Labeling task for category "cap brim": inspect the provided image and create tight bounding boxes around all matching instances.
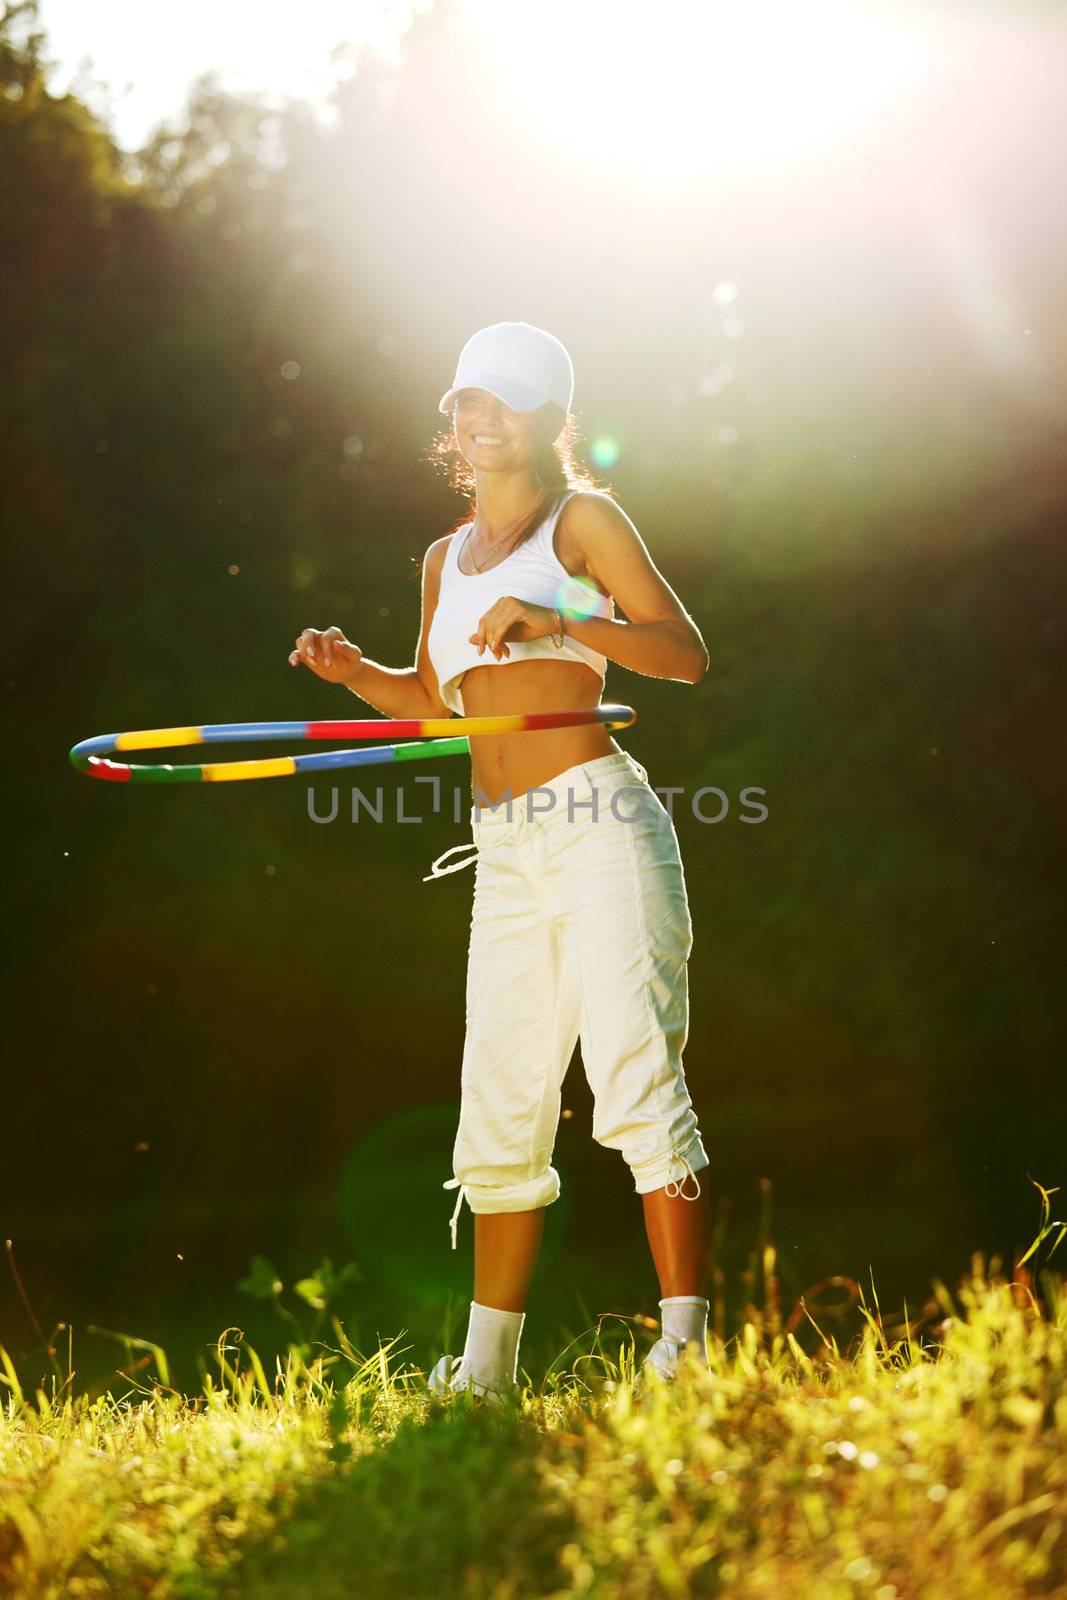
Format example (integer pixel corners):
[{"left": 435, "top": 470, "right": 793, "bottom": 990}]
[{"left": 438, "top": 372, "right": 550, "bottom": 417}]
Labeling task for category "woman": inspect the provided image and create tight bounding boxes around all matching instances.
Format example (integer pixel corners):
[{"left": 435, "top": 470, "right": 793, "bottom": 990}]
[{"left": 289, "top": 321, "right": 712, "bottom": 1398}]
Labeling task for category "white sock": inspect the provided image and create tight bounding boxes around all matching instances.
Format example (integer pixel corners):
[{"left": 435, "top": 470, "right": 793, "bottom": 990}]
[
  {"left": 460, "top": 1299, "right": 526, "bottom": 1391},
  {"left": 659, "top": 1294, "right": 709, "bottom": 1350}
]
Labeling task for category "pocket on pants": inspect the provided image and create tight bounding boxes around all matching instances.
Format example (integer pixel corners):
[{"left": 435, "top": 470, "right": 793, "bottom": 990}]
[{"left": 556, "top": 780, "right": 692, "bottom": 966}]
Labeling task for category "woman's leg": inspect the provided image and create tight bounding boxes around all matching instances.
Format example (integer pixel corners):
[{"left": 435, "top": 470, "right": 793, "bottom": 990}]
[
  {"left": 475, "top": 1207, "right": 546, "bottom": 1311},
  {"left": 641, "top": 1179, "right": 711, "bottom": 1298},
  {"left": 551, "top": 758, "right": 711, "bottom": 1297},
  {"left": 446, "top": 827, "right": 581, "bottom": 1287}
]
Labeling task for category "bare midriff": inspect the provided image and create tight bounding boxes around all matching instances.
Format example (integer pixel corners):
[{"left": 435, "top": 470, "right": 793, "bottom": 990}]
[{"left": 460, "top": 657, "right": 620, "bottom": 808}]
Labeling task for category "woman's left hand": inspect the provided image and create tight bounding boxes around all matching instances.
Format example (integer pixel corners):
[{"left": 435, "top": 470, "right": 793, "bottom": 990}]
[{"left": 469, "top": 598, "right": 561, "bottom": 661}]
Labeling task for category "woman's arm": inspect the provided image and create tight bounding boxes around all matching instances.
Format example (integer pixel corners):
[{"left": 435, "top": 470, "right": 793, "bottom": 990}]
[
  {"left": 344, "top": 537, "right": 455, "bottom": 719},
  {"left": 560, "top": 493, "right": 709, "bottom": 683}
]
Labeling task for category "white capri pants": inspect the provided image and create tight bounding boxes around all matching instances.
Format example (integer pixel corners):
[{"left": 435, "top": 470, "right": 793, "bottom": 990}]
[{"left": 425, "top": 749, "right": 709, "bottom": 1249}]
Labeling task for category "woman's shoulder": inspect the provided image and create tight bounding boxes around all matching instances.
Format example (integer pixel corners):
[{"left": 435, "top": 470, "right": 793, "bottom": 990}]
[
  {"left": 553, "top": 490, "right": 620, "bottom": 601},
  {"left": 560, "top": 487, "right": 623, "bottom": 521},
  {"left": 555, "top": 488, "right": 625, "bottom": 551},
  {"left": 426, "top": 521, "right": 471, "bottom": 571}
]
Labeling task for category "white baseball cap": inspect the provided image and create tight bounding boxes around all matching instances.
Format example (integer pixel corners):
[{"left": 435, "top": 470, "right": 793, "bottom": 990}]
[{"left": 438, "top": 321, "right": 574, "bottom": 416}]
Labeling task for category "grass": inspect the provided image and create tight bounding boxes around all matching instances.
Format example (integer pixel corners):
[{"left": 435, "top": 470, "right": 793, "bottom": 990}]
[{"left": 1, "top": 1180, "right": 1065, "bottom": 1599}]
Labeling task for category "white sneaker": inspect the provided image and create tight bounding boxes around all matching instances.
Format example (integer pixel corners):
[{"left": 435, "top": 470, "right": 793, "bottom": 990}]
[
  {"left": 638, "top": 1336, "right": 710, "bottom": 1391},
  {"left": 427, "top": 1354, "right": 511, "bottom": 1404}
]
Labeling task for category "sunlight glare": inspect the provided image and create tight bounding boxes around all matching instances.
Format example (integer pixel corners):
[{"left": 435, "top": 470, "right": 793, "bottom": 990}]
[
  {"left": 39, "top": 0, "right": 422, "bottom": 149},
  {"left": 460, "top": 0, "right": 934, "bottom": 192}
]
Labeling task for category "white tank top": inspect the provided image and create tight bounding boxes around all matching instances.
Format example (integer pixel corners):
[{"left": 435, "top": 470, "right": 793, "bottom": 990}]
[{"left": 427, "top": 489, "right": 615, "bottom": 716}]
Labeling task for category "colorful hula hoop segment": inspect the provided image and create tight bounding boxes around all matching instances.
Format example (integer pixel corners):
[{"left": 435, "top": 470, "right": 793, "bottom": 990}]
[{"left": 68, "top": 704, "right": 638, "bottom": 783}]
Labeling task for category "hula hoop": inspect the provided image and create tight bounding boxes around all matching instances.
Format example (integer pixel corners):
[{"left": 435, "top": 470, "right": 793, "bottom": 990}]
[{"left": 68, "top": 704, "right": 638, "bottom": 784}]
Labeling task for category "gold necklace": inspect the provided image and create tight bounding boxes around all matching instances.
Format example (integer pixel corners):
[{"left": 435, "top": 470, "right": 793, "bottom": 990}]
[{"left": 462, "top": 493, "right": 546, "bottom": 573}]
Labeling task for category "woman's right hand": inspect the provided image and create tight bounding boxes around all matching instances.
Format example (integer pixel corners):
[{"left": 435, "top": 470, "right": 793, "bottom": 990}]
[{"left": 289, "top": 626, "right": 364, "bottom": 685}]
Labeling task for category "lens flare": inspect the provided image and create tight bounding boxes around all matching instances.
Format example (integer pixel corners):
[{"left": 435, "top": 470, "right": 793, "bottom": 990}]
[
  {"left": 336, "top": 1104, "right": 572, "bottom": 1302},
  {"left": 589, "top": 436, "right": 620, "bottom": 468},
  {"left": 555, "top": 573, "right": 610, "bottom": 621}
]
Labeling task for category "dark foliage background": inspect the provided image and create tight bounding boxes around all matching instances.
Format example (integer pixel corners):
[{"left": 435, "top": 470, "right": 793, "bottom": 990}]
[{"left": 2, "top": 0, "right": 1064, "bottom": 1387}]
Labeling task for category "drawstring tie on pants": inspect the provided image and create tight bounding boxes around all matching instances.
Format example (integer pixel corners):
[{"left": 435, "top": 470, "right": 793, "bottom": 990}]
[
  {"left": 442, "top": 1177, "right": 469, "bottom": 1249},
  {"left": 423, "top": 842, "right": 479, "bottom": 882},
  {"left": 442, "top": 1150, "right": 701, "bottom": 1252},
  {"left": 664, "top": 1150, "right": 702, "bottom": 1201},
  {"left": 424, "top": 798, "right": 538, "bottom": 883}
]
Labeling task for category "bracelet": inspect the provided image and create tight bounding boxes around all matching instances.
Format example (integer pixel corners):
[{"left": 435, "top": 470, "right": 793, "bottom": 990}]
[{"left": 550, "top": 607, "right": 566, "bottom": 649}]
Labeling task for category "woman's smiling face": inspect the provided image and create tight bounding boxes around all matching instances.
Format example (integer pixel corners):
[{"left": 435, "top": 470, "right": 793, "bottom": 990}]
[{"left": 452, "top": 388, "right": 562, "bottom": 473}]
